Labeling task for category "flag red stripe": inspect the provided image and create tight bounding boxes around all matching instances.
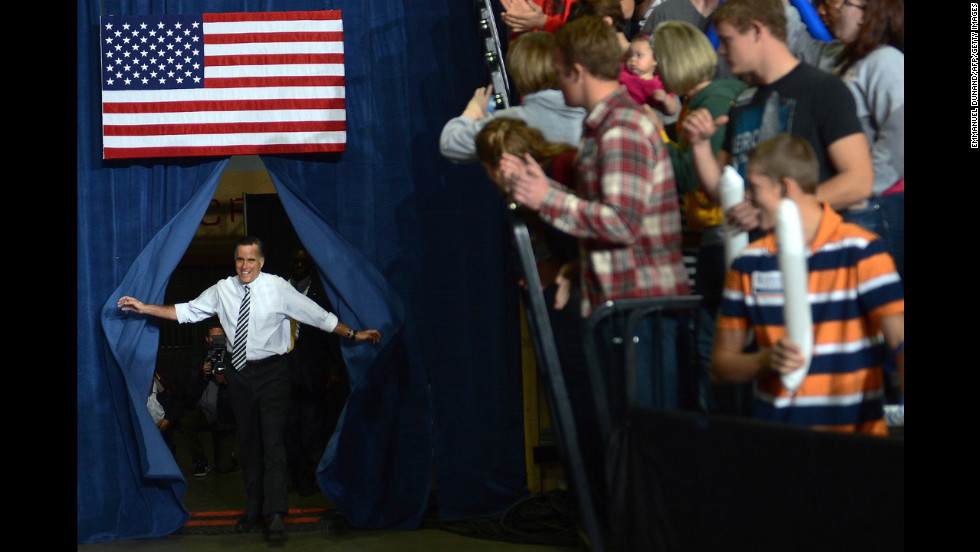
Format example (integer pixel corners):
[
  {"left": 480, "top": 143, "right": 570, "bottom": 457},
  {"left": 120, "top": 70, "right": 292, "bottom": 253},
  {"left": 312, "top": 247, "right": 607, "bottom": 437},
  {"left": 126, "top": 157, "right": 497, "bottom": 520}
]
[
  {"left": 104, "top": 120, "right": 347, "bottom": 136},
  {"left": 103, "top": 98, "right": 346, "bottom": 114},
  {"left": 203, "top": 10, "right": 342, "bottom": 23},
  {"left": 204, "top": 31, "right": 343, "bottom": 44},
  {"left": 104, "top": 142, "right": 346, "bottom": 159},
  {"left": 204, "top": 76, "right": 345, "bottom": 88},
  {"left": 206, "top": 53, "right": 344, "bottom": 66}
]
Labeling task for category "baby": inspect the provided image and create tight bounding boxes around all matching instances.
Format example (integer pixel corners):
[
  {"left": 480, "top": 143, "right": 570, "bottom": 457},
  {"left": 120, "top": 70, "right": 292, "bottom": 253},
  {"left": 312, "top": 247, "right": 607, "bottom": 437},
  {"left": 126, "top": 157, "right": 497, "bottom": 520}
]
[{"left": 619, "top": 34, "right": 679, "bottom": 116}]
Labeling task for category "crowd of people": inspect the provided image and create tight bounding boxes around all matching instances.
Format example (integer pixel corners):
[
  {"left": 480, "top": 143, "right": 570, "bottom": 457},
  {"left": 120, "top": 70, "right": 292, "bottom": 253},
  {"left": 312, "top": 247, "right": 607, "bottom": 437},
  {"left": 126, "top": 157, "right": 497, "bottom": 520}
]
[
  {"left": 442, "top": 0, "right": 903, "bottom": 435},
  {"left": 130, "top": 0, "right": 903, "bottom": 542}
]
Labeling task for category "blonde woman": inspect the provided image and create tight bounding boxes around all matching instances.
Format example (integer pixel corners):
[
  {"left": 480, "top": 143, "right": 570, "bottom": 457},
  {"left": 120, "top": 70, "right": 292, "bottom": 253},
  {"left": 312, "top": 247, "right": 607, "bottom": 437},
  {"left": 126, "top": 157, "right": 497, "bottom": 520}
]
[{"left": 653, "top": 20, "right": 747, "bottom": 413}]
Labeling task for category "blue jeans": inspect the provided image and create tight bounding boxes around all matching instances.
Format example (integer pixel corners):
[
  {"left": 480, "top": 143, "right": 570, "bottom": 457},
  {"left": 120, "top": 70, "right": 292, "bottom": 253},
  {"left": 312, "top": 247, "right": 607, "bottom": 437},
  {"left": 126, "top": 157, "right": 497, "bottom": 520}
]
[
  {"left": 693, "top": 242, "right": 754, "bottom": 416},
  {"left": 842, "top": 192, "right": 904, "bottom": 281},
  {"left": 596, "top": 312, "right": 686, "bottom": 418}
]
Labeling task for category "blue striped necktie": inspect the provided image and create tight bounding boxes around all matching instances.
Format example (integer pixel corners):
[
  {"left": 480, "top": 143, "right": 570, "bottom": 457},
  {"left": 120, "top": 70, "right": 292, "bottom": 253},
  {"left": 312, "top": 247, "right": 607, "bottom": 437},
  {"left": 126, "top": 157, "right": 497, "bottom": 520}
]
[{"left": 231, "top": 285, "right": 250, "bottom": 370}]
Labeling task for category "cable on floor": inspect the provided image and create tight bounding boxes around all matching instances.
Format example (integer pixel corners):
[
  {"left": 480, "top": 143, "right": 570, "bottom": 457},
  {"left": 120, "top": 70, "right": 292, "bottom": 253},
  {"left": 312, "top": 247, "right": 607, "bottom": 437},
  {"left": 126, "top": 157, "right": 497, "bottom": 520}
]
[{"left": 423, "top": 489, "right": 584, "bottom": 548}]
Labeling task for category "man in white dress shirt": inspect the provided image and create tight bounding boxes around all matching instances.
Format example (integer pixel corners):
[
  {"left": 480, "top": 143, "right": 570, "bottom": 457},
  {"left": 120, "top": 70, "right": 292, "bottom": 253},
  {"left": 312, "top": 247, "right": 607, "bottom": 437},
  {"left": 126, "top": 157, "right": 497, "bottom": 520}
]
[{"left": 118, "top": 236, "right": 380, "bottom": 542}]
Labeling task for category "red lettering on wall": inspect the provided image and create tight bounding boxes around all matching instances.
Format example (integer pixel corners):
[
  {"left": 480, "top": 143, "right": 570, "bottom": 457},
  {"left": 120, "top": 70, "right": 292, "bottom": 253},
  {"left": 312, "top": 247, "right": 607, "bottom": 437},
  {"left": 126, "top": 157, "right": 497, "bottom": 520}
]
[
  {"left": 201, "top": 199, "right": 221, "bottom": 226},
  {"left": 230, "top": 197, "right": 244, "bottom": 223}
]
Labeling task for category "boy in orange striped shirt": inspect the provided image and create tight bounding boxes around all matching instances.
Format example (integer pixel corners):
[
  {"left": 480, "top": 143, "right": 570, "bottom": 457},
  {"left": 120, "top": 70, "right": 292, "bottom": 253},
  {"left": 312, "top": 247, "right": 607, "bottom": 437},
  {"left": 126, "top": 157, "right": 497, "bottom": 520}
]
[{"left": 710, "top": 134, "right": 903, "bottom": 435}]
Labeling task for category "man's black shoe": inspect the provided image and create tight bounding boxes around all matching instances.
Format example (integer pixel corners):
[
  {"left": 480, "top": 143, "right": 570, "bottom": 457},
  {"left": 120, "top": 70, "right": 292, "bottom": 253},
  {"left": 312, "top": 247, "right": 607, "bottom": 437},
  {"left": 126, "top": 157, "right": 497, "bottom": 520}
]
[
  {"left": 266, "top": 512, "right": 286, "bottom": 542},
  {"left": 234, "top": 513, "right": 259, "bottom": 533}
]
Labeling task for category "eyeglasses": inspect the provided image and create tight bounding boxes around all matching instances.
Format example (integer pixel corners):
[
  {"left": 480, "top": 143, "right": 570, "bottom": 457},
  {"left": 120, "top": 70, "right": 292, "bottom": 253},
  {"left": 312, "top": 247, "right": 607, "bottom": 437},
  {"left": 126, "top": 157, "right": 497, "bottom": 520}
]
[{"left": 841, "top": 0, "right": 866, "bottom": 10}]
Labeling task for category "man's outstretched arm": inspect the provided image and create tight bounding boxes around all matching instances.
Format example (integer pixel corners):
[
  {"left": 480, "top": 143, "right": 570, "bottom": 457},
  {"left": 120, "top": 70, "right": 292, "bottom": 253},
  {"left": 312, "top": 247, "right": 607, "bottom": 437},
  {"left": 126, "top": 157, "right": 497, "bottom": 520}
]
[{"left": 118, "top": 296, "right": 178, "bottom": 321}]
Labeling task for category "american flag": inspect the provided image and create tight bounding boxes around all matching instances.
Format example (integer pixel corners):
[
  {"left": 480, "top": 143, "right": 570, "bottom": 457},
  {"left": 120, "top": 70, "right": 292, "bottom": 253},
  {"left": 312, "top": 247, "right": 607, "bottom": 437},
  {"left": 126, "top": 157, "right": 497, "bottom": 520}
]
[{"left": 100, "top": 11, "right": 345, "bottom": 160}]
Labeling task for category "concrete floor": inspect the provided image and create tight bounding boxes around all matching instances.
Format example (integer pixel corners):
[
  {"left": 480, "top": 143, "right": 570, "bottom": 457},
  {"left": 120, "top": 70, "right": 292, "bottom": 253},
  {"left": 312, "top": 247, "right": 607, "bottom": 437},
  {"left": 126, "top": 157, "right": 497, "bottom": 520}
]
[
  {"left": 78, "top": 528, "right": 583, "bottom": 552},
  {"left": 78, "top": 438, "right": 584, "bottom": 552}
]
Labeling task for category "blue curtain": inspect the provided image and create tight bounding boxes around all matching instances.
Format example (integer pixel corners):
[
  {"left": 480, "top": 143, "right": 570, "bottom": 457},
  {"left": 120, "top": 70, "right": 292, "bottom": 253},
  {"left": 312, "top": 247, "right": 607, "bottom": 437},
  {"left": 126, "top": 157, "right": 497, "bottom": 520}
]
[{"left": 79, "top": 0, "right": 527, "bottom": 543}]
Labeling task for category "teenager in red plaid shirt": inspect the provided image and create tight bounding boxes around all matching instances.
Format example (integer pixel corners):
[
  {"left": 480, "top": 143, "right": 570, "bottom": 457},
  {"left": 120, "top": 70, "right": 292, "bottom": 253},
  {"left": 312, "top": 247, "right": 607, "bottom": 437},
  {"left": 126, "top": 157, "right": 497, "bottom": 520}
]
[{"left": 502, "top": 16, "right": 691, "bottom": 410}]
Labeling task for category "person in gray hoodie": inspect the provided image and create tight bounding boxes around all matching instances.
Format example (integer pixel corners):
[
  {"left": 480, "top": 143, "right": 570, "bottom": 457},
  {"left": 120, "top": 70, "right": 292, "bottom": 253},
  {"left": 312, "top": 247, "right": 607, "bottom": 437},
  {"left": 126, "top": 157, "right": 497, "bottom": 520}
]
[
  {"left": 439, "top": 31, "right": 587, "bottom": 164},
  {"left": 784, "top": 0, "right": 904, "bottom": 279}
]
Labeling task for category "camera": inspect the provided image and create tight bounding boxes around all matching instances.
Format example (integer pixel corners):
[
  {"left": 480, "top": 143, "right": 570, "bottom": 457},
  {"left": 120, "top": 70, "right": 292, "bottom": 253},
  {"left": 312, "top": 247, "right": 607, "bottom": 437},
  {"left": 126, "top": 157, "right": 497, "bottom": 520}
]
[{"left": 206, "top": 334, "right": 228, "bottom": 376}]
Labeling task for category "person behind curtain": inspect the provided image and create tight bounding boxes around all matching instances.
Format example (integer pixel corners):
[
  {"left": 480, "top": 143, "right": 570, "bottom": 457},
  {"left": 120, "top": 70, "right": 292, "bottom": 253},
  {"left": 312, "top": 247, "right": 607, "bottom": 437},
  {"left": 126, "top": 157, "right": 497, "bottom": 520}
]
[
  {"left": 783, "top": 0, "right": 904, "bottom": 279},
  {"left": 147, "top": 370, "right": 179, "bottom": 456},
  {"left": 651, "top": 19, "right": 747, "bottom": 414},
  {"left": 284, "top": 248, "right": 351, "bottom": 497},
  {"left": 178, "top": 321, "right": 238, "bottom": 478},
  {"left": 440, "top": 31, "right": 586, "bottom": 164},
  {"left": 118, "top": 236, "right": 381, "bottom": 543}
]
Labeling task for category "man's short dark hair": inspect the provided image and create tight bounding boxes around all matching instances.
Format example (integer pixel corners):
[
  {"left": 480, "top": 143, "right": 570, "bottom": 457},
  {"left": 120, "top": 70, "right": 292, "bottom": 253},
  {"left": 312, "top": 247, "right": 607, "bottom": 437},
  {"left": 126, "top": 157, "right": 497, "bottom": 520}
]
[
  {"left": 554, "top": 16, "right": 623, "bottom": 82},
  {"left": 234, "top": 236, "right": 265, "bottom": 259},
  {"left": 713, "top": 0, "right": 788, "bottom": 42},
  {"left": 747, "top": 134, "right": 820, "bottom": 193},
  {"left": 567, "top": 0, "right": 628, "bottom": 33}
]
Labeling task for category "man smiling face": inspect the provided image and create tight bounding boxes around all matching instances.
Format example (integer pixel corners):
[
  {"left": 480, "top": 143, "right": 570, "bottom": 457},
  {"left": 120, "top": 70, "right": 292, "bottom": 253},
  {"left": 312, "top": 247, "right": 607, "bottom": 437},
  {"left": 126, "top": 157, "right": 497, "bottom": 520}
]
[{"left": 235, "top": 243, "right": 265, "bottom": 285}]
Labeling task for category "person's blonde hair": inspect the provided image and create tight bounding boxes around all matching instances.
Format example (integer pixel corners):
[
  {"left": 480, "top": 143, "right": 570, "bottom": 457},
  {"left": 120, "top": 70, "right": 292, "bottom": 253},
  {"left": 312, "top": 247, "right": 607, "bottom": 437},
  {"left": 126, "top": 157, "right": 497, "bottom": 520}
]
[
  {"left": 652, "top": 20, "right": 717, "bottom": 95},
  {"left": 747, "top": 134, "right": 819, "bottom": 193},
  {"left": 506, "top": 32, "right": 557, "bottom": 96}
]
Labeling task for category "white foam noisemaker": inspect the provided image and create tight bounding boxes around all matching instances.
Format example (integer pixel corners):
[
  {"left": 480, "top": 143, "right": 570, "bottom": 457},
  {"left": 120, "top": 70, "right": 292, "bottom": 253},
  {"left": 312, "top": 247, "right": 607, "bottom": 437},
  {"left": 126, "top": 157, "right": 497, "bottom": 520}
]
[
  {"left": 719, "top": 166, "right": 749, "bottom": 270},
  {"left": 775, "top": 199, "right": 812, "bottom": 394}
]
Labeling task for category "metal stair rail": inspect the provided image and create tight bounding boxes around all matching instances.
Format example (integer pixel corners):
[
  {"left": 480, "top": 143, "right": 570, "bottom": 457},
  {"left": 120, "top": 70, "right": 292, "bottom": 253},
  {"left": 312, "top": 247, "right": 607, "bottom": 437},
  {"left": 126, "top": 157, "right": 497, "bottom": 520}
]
[
  {"left": 582, "top": 296, "right": 702, "bottom": 451},
  {"left": 505, "top": 202, "right": 607, "bottom": 552},
  {"left": 475, "top": 0, "right": 512, "bottom": 110}
]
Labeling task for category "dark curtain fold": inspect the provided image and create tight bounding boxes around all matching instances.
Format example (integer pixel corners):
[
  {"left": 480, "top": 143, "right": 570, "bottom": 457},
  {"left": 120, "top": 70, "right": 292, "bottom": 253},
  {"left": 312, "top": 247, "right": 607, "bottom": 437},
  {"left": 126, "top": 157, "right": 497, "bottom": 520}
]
[
  {"left": 79, "top": 0, "right": 529, "bottom": 543},
  {"left": 272, "top": 172, "right": 433, "bottom": 529}
]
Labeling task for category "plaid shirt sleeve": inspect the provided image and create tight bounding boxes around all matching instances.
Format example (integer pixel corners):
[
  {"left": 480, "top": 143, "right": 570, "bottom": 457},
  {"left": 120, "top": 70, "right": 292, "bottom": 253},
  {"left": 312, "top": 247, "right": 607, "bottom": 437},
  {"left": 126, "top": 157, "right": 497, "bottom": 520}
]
[{"left": 539, "top": 119, "right": 655, "bottom": 243}]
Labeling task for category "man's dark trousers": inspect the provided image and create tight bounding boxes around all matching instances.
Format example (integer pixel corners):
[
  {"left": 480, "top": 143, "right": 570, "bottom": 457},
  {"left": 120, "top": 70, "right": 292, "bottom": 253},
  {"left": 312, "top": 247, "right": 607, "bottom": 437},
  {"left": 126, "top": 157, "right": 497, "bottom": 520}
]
[{"left": 225, "top": 354, "right": 291, "bottom": 518}]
